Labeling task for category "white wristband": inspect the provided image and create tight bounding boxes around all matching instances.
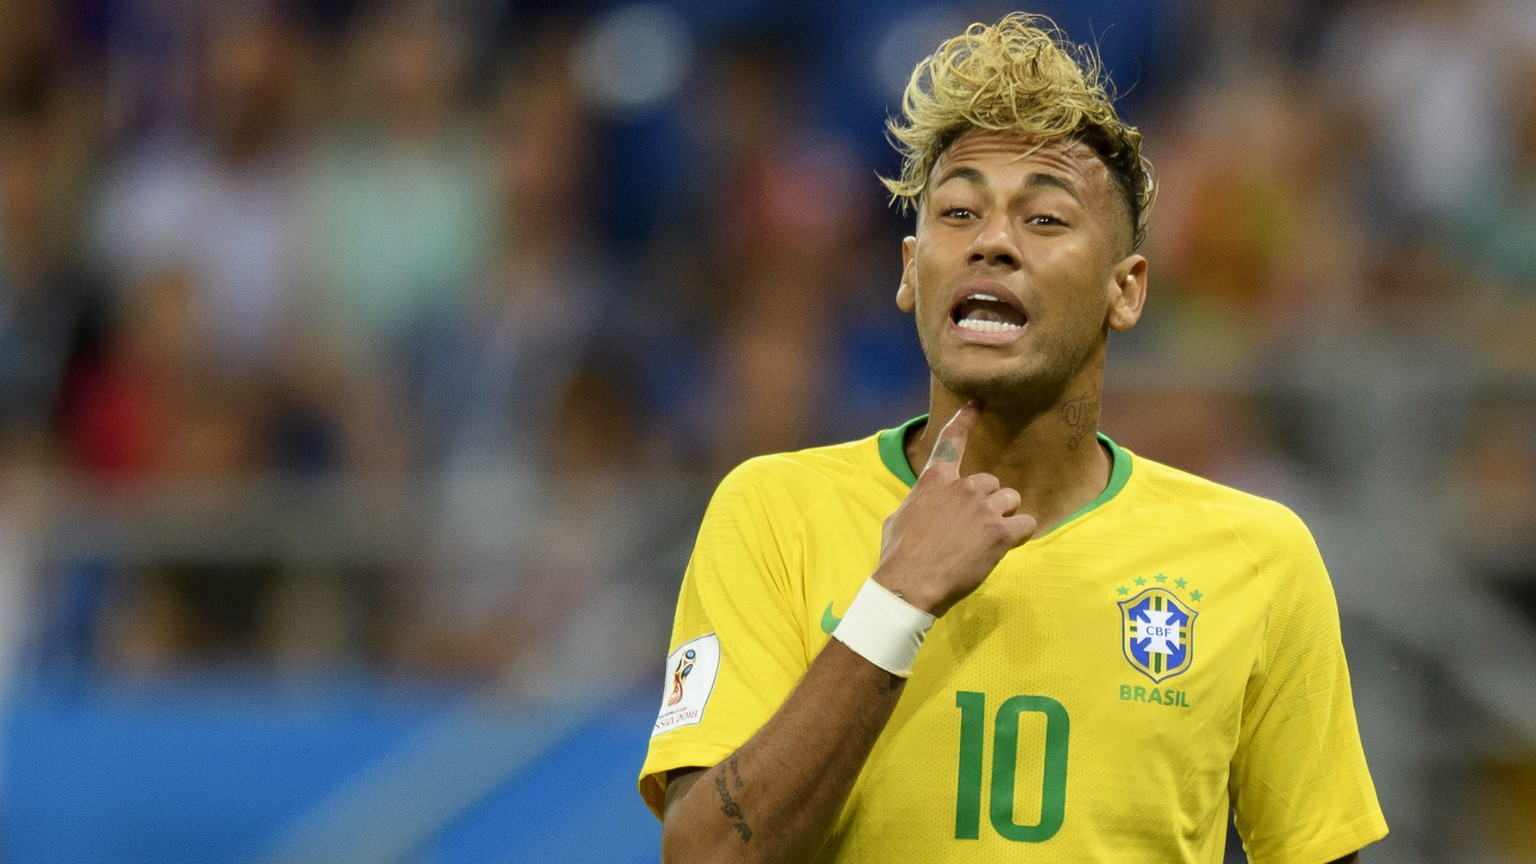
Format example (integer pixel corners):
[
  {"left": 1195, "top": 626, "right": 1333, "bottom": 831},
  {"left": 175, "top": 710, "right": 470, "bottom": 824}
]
[{"left": 831, "top": 578, "right": 937, "bottom": 678}]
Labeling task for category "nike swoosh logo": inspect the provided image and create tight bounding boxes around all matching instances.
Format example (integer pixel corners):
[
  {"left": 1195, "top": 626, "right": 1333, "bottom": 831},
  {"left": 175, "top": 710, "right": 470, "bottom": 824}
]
[{"left": 820, "top": 602, "right": 843, "bottom": 634}]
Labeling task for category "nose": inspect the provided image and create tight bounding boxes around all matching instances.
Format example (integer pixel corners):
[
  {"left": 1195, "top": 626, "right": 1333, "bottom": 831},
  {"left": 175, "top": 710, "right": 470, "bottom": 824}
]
[{"left": 966, "top": 212, "right": 1021, "bottom": 269}]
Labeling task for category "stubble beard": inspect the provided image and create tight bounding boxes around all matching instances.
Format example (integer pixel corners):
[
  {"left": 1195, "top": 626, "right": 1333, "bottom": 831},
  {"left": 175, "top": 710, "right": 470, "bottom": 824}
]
[{"left": 920, "top": 326, "right": 1101, "bottom": 417}]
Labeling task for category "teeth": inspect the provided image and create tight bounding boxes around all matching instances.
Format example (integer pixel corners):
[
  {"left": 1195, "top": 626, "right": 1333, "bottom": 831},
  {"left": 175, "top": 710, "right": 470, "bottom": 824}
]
[
  {"left": 957, "top": 318, "right": 1024, "bottom": 332},
  {"left": 966, "top": 293, "right": 999, "bottom": 302}
]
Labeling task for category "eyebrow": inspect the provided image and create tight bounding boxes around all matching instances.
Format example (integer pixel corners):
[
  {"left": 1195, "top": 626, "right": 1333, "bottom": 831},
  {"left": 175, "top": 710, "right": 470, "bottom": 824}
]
[{"left": 931, "top": 166, "right": 1085, "bottom": 206}]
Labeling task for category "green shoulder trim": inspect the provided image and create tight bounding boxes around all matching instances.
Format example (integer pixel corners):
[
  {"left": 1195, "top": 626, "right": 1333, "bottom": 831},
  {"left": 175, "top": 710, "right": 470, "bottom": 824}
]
[
  {"left": 876, "top": 418, "right": 1132, "bottom": 535},
  {"left": 877, "top": 415, "right": 927, "bottom": 487},
  {"left": 1052, "top": 433, "right": 1132, "bottom": 533}
]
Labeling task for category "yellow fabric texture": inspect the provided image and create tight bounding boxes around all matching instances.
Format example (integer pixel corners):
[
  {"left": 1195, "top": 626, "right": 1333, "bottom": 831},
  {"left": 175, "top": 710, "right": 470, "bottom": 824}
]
[{"left": 638, "top": 427, "right": 1387, "bottom": 862}]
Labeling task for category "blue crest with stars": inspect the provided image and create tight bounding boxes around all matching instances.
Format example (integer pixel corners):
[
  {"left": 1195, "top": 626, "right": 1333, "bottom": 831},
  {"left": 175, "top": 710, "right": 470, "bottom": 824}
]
[{"left": 1119, "top": 586, "right": 1197, "bottom": 683}]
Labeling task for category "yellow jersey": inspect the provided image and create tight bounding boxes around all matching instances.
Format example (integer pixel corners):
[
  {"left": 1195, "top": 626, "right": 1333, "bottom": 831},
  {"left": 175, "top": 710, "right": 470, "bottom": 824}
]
[{"left": 639, "top": 417, "right": 1388, "bottom": 863}]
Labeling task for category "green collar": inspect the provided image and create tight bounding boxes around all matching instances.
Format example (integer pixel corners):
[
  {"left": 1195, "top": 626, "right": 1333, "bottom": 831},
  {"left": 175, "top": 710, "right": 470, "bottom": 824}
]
[{"left": 876, "top": 415, "right": 1132, "bottom": 536}]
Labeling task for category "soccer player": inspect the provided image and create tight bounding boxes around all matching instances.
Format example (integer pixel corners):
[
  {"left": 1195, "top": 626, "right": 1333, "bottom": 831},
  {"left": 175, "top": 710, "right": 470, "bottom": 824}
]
[{"left": 638, "top": 13, "right": 1388, "bottom": 863}]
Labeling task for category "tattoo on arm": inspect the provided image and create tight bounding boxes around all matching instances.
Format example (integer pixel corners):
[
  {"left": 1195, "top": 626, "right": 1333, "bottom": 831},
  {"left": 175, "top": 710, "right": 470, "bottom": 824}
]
[
  {"left": 876, "top": 671, "right": 904, "bottom": 696},
  {"left": 714, "top": 755, "right": 753, "bottom": 843}
]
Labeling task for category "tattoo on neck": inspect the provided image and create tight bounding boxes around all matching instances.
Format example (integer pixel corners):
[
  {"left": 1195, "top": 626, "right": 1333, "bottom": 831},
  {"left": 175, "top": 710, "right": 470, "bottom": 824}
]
[
  {"left": 715, "top": 755, "right": 753, "bottom": 842},
  {"left": 1060, "top": 394, "right": 1096, "bottom": 451}
]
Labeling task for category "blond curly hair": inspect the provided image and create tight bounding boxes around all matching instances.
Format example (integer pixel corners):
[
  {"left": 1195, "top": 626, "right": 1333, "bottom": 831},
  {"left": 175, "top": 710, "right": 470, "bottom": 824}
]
[{"left": 882, "top": 13, "right": 1155, "bottom": 249}]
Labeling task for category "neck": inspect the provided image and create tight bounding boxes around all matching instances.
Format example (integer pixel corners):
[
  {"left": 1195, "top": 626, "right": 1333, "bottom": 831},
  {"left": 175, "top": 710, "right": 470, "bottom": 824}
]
[{"left": 905, "top": 376, "right": 1111, "bottom": 535}]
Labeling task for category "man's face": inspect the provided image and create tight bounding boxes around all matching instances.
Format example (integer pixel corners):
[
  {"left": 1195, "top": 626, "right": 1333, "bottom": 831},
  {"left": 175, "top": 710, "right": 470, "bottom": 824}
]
[{"left": 898, "top": 129, "right": 1146, "bottom": 410}]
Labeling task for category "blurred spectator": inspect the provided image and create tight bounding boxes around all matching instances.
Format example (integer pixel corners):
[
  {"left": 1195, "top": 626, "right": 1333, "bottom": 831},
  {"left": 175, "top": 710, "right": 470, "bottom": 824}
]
[
  {"left": 91, "top": 4, "right": 317, "bottom": 376},
  {"left": 1323, "top": 0, "right": 1533, "bottom": 224},
  {"left": 62, "top": 2, "right": 325, "bottom": 668},
  {"left": 0, "top": 110, "right": 104, "bottom": 451},
  {"left": 1455, "top": 54, "right": 1536, "bottom": 290},
  {"left": 410, "top": 31, "right": 613, "bottom": 473},
  {"left": 399, "top": 350, "right": 677, "bottom": 690},
  {"left": 499, "top": 350, "right": 681, "bottom": 693},
  {"left": 1444, "top": 389, "right": 1536, "bottom": 615},
  {"left": 389, "top": 32, "right": 628, "bottom": 681},
  {"left": 0, "top": 0, "right": 108, "bottom": 453},
  {"left": 1134, "top": 76, "right": 1368, "bottom": 370},
  {"left": 63, "top": 270, "right": 265, "bottom": 482},
  {"left": 1265, "top": 229, "right": 1482, "bottom": 491},
  {"left": 653, "top": 42, "right": 871, "bottom": 469},
  {"left": 817, "top": 229, "right": 930, "bottom": 444},
  {"left": 0, "top": 433, "right": 50, "bottom": 739},
  {"left": 296, "top": 0, "right": 493, "bottom": 370},
  {"left": 1157, "top": 0, "right": 1344, "bottom": 84}
]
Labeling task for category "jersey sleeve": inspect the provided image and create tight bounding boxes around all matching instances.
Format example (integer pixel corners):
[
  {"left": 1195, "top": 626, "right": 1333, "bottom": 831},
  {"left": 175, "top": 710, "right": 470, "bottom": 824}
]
[
  {"left": 1230, "top": 508, "right": 1389, "bottom": 864},
  {"left": 637, "top": 458, "right": 814, "bottom": 819}
]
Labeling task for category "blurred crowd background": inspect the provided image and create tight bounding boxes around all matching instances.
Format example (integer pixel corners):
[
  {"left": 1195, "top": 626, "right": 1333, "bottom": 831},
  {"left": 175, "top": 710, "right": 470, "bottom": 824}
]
[{"left": 0, "top": 0, "right": 1534, "bottom": 860}]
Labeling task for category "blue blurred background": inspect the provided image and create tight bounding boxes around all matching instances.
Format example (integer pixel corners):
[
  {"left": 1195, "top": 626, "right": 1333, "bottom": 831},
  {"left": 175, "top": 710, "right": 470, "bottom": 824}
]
[{"left": 0, "top": 0, "right": 1534, "bottom": 861}]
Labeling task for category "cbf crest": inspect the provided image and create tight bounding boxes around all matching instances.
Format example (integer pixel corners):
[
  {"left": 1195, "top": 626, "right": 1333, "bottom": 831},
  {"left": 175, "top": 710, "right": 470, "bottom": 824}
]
[{"left": 1119, "top": 587, "right": 1197, "bottom": 683}]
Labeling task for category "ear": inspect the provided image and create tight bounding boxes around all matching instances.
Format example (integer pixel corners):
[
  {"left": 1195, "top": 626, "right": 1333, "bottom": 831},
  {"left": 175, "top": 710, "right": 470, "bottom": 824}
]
[
  {"left": 1107, "top": 254, "right": 1148, "bottom": 332},
  {"left": 897, "top": 235, "right": 917, "bottom": 313}
]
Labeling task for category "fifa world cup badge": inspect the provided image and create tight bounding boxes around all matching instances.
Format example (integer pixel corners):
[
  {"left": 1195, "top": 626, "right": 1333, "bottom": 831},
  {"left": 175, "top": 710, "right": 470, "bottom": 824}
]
[
  {"left": 652, "top": 634, "right": 721, "bottom": 737},
  {"left": 667, "top": 649, "right": 696, "bottom": 706}
]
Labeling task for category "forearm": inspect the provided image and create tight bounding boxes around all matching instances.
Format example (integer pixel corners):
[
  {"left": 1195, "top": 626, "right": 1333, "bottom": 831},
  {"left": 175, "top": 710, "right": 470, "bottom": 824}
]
[{"left": 661, "top": 638, "right": 905, "bottom": 863}]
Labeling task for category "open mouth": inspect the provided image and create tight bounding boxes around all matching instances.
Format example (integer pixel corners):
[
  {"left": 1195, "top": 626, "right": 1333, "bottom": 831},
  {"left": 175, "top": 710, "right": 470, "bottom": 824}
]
[{"left": 951, "top": 292, "right": 1027, "bottom": 333}]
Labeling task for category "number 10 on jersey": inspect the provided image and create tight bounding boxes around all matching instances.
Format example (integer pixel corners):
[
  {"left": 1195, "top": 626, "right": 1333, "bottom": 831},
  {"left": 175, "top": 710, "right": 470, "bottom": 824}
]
[{"left": 954, "top": 691, "right": 1070, "bottom": 842}]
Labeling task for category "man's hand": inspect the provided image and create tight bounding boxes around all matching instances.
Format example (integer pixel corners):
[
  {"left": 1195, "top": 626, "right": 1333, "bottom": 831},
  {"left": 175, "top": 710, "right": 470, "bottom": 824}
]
[{"left": 873, "top": 403, "right": 1036, "bottom": 616}]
